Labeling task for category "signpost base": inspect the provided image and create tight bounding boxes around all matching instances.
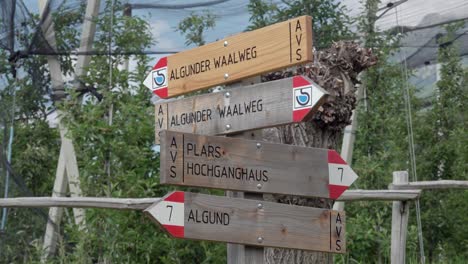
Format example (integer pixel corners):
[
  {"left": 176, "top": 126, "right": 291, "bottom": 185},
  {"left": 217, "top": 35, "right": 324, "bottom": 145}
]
[{"left": 227, "top": 78, "right": 264, "bottom": 264}]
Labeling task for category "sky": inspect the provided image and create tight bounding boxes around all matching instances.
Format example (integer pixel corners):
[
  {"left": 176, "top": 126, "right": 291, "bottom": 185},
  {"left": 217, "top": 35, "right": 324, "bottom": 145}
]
[
  {"left": 12, "top": 0, "right": 468, "bottom": 145},
  {"left": 137, "top": 0, "right": 468, "bottom": 66},
  {"left": 21, "top": 0, "right": 468, "bottom": 66}
]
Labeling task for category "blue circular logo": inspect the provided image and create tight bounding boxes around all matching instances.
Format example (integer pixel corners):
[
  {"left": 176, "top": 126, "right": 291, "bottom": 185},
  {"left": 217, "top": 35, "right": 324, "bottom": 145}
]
[
  {"left": 296, "top": 89, "right": 311, "bottom": 106},
  {"left": 154, "top": 70, "right": 166, "bottom": 86}
]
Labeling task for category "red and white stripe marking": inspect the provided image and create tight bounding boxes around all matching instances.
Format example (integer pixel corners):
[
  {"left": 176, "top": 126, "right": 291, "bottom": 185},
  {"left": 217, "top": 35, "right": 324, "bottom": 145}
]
[
  {"left": 146, "top": 191, "right": 185, "bottom": 237},
  {"left": 143, "top": 57, "right": 168, "bottom": 98},
  {"left": 328, "top": 150, "right": 359, "bottom": 199},
  {"left": 292, "top": 76, "right": 326, "bottom": 122}
]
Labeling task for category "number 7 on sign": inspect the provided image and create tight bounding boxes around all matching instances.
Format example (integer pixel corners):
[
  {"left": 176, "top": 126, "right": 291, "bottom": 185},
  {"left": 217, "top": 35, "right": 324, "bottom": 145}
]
[
  {"left": 166, "top": 205, "right": 173, "bottom": 221},
  {"left": 327, "top": 150, "right": 359, "bottom": 199},
  {"left": 145, "top": 192, "right": 185, "bottom": 237},
  {"left": 338, "top": 167, "right": 344, "bottom": 182}
]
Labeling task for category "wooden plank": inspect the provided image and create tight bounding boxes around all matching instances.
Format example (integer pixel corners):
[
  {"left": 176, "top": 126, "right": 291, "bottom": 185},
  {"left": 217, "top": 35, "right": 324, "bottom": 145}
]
[
  {"left": 42, "top": 143, "right": 68, "bottom": 259},
  {"left": 38, "top": 0, "right": 79, "bottom": 257},
  {"left": 41, "top": 0, "right": 99, "bottom": 257},
  {"left": 159, "top": 130, "right": 358, "bottom": 199},
  {"left": 0, "top": 188, "right": 424, "bottom": 211},
  {"left": 0, "top": 197, "right": 160, "bottom": 210},
  {"left": 154, "top": 76, "right": 327, "bottom": 144},
  {"left": 337, "top": 189, "right": 421, "bottom": 201},
  {"left": 390, "top": 180, "right": 468, "bottom": 190},
  {"left": 144, "top": 191, "right": 346, "bottom": 253},
  {"left": 59, "top": 124, "right": 85, "bottom": 226},
  {"left": 143, "top": 16, "right": 313, "bottom": 98},
  {"left": 391, "top": 171, "right": 410, "bottom": 264},
  {"left": 74, "top": 0, "right": 100, "bottom": 79}
]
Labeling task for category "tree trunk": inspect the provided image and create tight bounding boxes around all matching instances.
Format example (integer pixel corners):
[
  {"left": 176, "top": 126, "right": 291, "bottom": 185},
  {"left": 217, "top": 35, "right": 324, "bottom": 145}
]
[{"left": 262, "top": 41, "right": 377, "bottom": 264}]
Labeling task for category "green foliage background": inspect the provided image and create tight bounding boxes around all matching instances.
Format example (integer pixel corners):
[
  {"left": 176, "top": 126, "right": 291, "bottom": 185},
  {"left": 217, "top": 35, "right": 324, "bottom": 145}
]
[{"left": 0, "top": 0, "right": 466, "bottom": 263}]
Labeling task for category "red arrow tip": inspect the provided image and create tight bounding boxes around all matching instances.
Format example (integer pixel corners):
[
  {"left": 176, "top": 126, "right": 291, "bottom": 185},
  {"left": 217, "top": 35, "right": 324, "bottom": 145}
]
[
  {"left": 293, "top": 76, "right": 311, "bottom": 87},
  {"left": 153, "top": 87, "right": 168, "bottom": 98},
  {"left": 328, "top": 150, "right": 347, "bottom": 165},
  {"left": 292, "top": 109, "right": 311, "bottom": 122},
  {"left": 153, "top": 57, "right": 167, "bottom": 70},
  {"left": 164, "top": 191, "right": 184, "bottom": 203},
  {"left": 328, "top": 184, "right": 349, "bottom": 200},
  {"left": 163, "top": 224, "right": 184, "bottom": 238}
]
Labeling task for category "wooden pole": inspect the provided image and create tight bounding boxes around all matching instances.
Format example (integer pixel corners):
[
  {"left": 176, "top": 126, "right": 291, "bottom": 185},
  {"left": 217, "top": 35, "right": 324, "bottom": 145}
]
[
  {"left": 334, "top": 0, "right": 378, "bottom": 213},
  {"left": 390, "top": 180, "right": 468, "bottom": 190},
  {"left": 41, "top": 141, "right": 67, "bottom": 258},
  {"left": 333, "top": 84, "right": 363, "bottom": 212},
  {"left": 39, "top": 0, "right": 100, "bottom": 259},
  {"left": 121, "top": 4, "right": 132, "bottom": 71},
  {"left": 75, "top": 0, "right": 101, "bottom": 81},
  {"left": 226, "top": 76, "right": 264, "bottom": 264},
  {"left": 391, "top": 171, "right": 410, "bottom": 264},
  {"left": 0, "top": 188, "right": 422, "bottom": 208},
  {"left": 59, "top": 125, "right": 85, "bottom": 225},
  {"left": 37, "top": 0, "right": 83, "bottom": 258},
  {"left": 37, "top": 0, "right": 66, "bottom": 100},
  {"left": 338, "top": 189, "right": 420, "bottom": 201},
  {"left": 0, "top": 197, "right": 160, "bottom": 210}
]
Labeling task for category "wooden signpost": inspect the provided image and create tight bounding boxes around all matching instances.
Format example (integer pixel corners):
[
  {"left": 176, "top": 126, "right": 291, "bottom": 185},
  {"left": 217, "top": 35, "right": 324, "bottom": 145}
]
[
  {"left": 154, "top": 75, "right": 328, "bottom": 144},
  {"left": 144, "top": 191, "right": 346, "bottom": 253},
  {"left": 143, "top": 15, "right": 357, "bottom": 256},
  {"left": 143, "top": 16, "right": 313, "bottom": 98},
  {"left": 159, "top": 130, "right": 358, "bottom": 200}
]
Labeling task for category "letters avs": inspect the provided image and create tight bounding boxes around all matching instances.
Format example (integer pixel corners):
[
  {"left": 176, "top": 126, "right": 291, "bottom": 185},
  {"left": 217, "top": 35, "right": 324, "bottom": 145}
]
[{"left": 143, "top": 16, "right": 313, "bottom": 98}]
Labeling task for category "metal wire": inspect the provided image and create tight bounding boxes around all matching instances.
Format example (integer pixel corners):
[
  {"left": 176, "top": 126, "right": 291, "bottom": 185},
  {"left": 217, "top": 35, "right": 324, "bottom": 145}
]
[
  {"left": 395, "top": 6, "right": 426, "bottom": 264},
  {"left": 105, "top": 0, "right": 115, "bottom": 196},
  {"left": 0, "top": 63, "right": 16, "bottom": 232}
]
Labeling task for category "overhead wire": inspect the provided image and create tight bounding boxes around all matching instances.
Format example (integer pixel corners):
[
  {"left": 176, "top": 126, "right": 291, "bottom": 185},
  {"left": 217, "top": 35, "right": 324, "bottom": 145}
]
[
  {"left": 378, "top": 1, "right": 468, "bottom": 29},
  {"left": 130, "top": 0, "right": 231, "bottom": 10},
  {"left": 376, "top": 0, "right": 407, "bottom": 20},
  {"left": 379, "top": 0, "right": 467, "bottom": 21},
  {"left": 395, "top": 6, "right": 426, "bottom": 264}
]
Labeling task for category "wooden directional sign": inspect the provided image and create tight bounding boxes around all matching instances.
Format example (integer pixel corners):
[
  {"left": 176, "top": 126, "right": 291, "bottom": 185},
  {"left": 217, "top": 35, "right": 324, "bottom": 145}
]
[
  {"left": 143, "top": 16, "right": 313, "bottom": 98},
  {"left": 154, "top": 76, "right": 327, "bottom": 144},
  {"left": 160, "top": 130, "right": 358, "bottom": 199},
  {"left": 145, "top": 191, "right": 346, "bottom": 253}
]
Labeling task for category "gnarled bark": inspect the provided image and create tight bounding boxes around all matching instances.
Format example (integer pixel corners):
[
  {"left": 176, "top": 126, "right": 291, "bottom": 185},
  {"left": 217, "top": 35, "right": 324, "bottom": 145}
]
[{"left": 262, "top": 41, "right": 377, "bottom": 264}]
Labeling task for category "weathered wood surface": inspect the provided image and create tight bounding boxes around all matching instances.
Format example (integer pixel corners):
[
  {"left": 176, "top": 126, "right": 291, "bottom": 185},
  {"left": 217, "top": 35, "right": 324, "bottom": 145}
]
[
  {"left": 391, "top": 171, "right": 410, "bottom": 264},
  {"left": 154, "top": 76, "right": 327, "bottom": 144},
  {"left": 39, "top": 0, "right": 89, "bottom": 257},
  {"left": 160, "top": 130, "right": 358, "bottom": 199},
  {"left": 143, "top": 16, "right": 313, "bottom": 98},
  {"left": 0, "top": 188, "right": 424, "bottom": 210},
  {"left": 145, "top": 191, "right": 346, "bottom": 253},
  {"left": 0, "top": 197, "right": 160, "bottom": 210},
  {"left": 225, "top": 77, "right": 264, "bottom": 264},
  {"left": 390, "top": 180, "right": 468, "bottom": 190},
  {"left": 338, "top": 189, "right": 421, "bottom": 201}
]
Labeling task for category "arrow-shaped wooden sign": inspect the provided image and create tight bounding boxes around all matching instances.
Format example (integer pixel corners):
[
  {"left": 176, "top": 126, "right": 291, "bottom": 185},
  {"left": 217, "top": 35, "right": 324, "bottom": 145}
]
[
  {"left": 143, "top": 16, "right": 313, "bottom": 98},
  {"left": 154, "top": 75, "right": 327, "bottom": 144},
  {"left": 144, "top": 191, "right": 346, "bottom": 253},
  {"left": 160, "top": 131, "right": 358, "bottom": 199}
]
